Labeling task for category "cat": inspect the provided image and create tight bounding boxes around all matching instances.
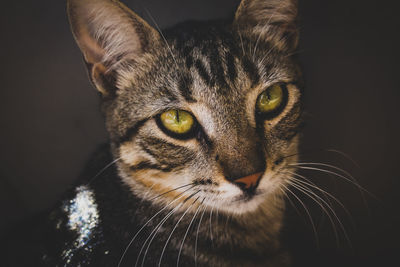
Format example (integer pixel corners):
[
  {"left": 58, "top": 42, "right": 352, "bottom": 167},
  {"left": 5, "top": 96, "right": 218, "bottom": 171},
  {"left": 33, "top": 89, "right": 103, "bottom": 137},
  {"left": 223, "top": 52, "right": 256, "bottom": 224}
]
[{"left": 2, "top": 0, "right": 303, "bottom": 266}]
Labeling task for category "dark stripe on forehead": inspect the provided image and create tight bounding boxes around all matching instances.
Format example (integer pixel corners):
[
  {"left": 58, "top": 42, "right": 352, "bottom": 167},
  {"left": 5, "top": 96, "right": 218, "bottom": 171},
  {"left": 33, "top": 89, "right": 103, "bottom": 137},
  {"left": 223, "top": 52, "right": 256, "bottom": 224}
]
[
  {"left": 178, "top": 74, "right": 196, "bottom": 103},
  {"left": 158, "top": 85, "right": 179, "bottom": 102},
  {"left": 208, "top": 46, "right": 228, "bottom": 89},
  {"left": 194, "top": 59, "right": 212, "bottom": 86},
  {"left": 241, "top": 57, "right": 260, "bottom": 86},
  {"left": 226, "top": 52, "right": 237, "bottom": 83},
  {"left": 185, "top": 55, "right": 194, "bottom": 69}
]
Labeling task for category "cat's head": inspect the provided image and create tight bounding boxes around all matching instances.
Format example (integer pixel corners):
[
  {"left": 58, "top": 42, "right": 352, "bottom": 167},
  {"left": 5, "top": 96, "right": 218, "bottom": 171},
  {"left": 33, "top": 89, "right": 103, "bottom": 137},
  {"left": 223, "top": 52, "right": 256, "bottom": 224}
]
[{"left": 67, "top": 0, "right": 302, "bottom": 215}]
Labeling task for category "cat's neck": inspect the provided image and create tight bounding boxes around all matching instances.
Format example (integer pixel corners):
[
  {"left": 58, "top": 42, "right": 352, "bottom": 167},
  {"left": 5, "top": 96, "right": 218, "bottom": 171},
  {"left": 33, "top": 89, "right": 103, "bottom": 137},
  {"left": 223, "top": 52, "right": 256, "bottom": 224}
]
[
  {"left": 180, "top": 196, "right": 286, "bottom": 266},
  {"left": 132, "top": 193, "right": 286, "bottom": 266}
]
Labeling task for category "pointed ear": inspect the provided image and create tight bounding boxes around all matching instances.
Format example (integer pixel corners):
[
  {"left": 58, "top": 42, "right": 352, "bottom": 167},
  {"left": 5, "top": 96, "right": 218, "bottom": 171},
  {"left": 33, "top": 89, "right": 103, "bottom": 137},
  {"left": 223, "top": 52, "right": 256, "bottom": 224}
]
[
  {"left": 67, "top": 0, "right": 160, "bottom": 96},
  {"left": 234, "top": 0, "right": 298, "bottom": 51}
]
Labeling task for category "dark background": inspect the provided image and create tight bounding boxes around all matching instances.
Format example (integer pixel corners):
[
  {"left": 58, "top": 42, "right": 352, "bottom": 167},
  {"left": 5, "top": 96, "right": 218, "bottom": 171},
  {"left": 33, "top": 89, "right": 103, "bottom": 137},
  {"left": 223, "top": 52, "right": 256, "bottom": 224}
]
[{"left": 1, "top": 0, "right": 399, "bottom": 266}]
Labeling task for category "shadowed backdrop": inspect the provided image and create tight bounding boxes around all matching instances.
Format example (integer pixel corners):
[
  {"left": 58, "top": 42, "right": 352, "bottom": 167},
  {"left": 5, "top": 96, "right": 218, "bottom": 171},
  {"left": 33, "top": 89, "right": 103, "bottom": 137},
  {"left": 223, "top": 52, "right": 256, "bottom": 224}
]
[{"left": 1, "top": 0, "right": 399, "bottom": 266}]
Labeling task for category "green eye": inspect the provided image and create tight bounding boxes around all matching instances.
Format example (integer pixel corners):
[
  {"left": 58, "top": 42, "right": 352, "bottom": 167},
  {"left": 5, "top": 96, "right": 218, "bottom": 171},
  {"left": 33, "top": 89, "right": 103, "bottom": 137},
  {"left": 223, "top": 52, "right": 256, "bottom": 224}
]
[
  {"left": 159, "top": 110, "right": 195, "bottom": 135},
  {"left": 256, "top": 84, "right": 285, "bottom": 116}
]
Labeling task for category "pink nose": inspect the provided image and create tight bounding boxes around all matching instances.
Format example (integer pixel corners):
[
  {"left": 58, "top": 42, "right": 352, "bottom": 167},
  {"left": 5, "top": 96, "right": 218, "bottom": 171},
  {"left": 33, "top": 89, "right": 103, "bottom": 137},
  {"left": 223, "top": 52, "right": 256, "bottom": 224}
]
[{"left": 233, "top": 172, "right": 263, "bottom": 191}]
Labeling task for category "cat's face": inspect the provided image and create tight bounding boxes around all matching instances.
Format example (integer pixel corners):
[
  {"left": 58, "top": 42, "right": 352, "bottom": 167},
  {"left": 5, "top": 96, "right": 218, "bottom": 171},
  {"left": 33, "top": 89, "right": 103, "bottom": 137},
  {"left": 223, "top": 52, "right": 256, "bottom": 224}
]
[{"left": 68, "top": 0, "right": 301, "bottom": 215}]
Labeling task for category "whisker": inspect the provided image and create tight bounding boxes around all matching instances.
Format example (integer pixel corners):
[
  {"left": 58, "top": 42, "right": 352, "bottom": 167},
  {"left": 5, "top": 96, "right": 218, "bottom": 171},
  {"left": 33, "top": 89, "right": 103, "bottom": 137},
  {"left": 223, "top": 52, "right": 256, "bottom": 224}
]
[
  {"left": 282, "top": 148, "right": 359, "bottom": 170},
  {"left": 215, "top": 207, "right": 219, "bottom": 238},
  {"left": 293, "top": 162, "right": 358, "bottom": 184},
  {"left": 143, "top": 8, "right": 179, "bottom": 69},
  {"left": 87, "top": 157, "right": 121, "bottom": 185},
  {"left": 284, "top": 48, "right": 304, "bottom": 58},
  {"left": 195, "top": 204, "right": 208, "bottom": 267},
  {"left": 288, "top": 161, "right": 375, "bottom": 218},
  {"left": 209, "top": 204, "right": 215, "bottom": 244},
  {"left": 158, "top": 194, "right": 201, "bottom": 267},
  {"left": 137, "top": 202, "right": 184, "bottom": 267},
  {"left": 118, "top": 186, "right": 193, "bottom": 267},
  {"left": 282, "top": 148, "right": 357, "bottom": 163},
  {"left": 224, "top": 212, "right": 232, "bottom": 229},
  {"left": 149, "top": 183, "right": 195, "bottom": 201},
  {"left": 291, "top": 165, "right": 376, "bottom": 199},
  {"left": 177, "top": 198, "right": 205, "bottom": 267},
  {"left": 284, "top": 170, "right": 338, "bottom": 209},
  {"left": 292, "top": 177, "right": 353, "bottom": 227},
  {"left": 280, "top": 183, "right": 319, "bottom": 247},
  {"left": 279, "top": 187, "right": 302, "bottom": 217},
  {"left": 286, "top": 170, "right": 355, "bottom": 228},
  {"left": 289, "top": 180, "right": 352, "bottom": 247},
  {"left": 326, "top": 149, "right": 360, "bottom": 168},
  {"left": 140, "top": 190, "right": 200, "bottom": 267},
  {"left": 142, "top": 7, "right": 189, "bottom": 89},
  {"left": 286, "top": 180, "right": 340, "bottom": 246},
  {"left": 290, "top": 162, "right": 369, "bottom": 208},
  {"left": 238, "top": 29, "right": 246, "bottom": 55}
]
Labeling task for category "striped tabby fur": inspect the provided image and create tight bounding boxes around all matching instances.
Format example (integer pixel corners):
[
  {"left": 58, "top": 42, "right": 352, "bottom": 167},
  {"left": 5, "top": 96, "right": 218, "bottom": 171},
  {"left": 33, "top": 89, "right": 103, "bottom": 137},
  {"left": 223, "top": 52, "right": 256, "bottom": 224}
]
[{"left": 67, "top": 0, "right": 302, "bottom": 266}]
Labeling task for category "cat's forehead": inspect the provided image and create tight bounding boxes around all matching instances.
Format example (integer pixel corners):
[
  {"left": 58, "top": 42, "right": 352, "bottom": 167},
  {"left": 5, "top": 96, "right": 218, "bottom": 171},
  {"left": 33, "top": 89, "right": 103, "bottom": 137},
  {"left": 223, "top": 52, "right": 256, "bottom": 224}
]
[{"left": 114, "top": 20, "right": 297, "bottom": 126}]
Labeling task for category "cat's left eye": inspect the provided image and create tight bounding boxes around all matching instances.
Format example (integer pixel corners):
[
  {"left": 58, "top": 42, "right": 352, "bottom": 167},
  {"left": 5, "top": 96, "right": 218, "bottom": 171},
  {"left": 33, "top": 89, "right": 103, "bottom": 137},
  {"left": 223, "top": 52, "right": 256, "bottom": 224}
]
[
  {"left": 256, "top": 83, "right": 288, "bottom": 119},
  {"left": 157, "top": 110, "right": 196, "bottom": 138}
]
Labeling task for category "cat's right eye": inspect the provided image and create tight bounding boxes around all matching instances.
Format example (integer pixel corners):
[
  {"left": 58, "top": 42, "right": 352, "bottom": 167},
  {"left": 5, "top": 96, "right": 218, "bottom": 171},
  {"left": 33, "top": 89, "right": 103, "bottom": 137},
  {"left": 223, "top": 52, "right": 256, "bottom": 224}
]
[
  {"left": 256, "top": 83, "right": 288, "bottom": 120},
  {"left": 156, "top": 110, "right": 197, "bottom": 139}
]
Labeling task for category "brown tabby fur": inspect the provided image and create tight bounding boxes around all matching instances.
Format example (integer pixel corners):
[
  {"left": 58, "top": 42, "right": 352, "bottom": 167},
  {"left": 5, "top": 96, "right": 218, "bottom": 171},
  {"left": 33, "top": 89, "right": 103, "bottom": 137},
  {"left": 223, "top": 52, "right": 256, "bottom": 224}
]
[{"left": 67, "top": 0, "right": 303, "bottom": 266}]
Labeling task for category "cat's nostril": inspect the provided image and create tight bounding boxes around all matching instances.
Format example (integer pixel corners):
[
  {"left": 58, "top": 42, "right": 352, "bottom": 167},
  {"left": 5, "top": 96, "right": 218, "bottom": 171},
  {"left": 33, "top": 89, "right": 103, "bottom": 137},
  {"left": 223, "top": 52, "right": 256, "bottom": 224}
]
[{"left": 232, "top": 172, "right": 263, "bottom": 194}]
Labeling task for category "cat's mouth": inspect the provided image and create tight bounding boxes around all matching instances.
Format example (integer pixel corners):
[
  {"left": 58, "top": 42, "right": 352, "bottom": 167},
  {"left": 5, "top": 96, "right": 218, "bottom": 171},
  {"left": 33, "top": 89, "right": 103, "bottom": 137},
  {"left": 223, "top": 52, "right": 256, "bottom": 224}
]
[
  {"left": 206, "top": 170, "right": 286, "bottom": 214},
  {"left": 213, "top": 188, "right": 268, "bottom": 214},
  {"left": 235, "top": 190, "right": 263, "bottom": 202}
]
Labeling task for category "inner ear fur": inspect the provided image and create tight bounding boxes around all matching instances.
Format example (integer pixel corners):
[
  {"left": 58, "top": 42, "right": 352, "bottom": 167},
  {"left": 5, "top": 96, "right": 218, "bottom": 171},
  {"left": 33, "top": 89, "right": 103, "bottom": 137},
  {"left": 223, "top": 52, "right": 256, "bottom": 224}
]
[
  {"left": 234, "top": 0, "right": 299, "bottom": 51},
  {"left": 67, "top": 0, "right": 160, "bottom": 96}
]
